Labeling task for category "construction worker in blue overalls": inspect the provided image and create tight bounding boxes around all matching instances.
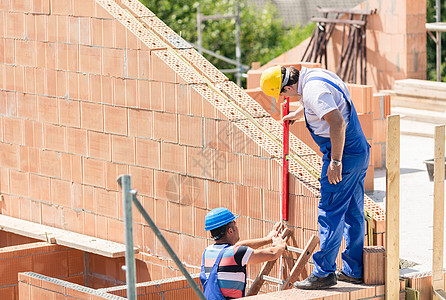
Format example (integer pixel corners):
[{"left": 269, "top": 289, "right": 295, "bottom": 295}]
[
  {"left": 260, "top": 66, "right": 370, "bottom": 290},
  {"left": 200, "top": 207, "right": 288, "bottom": 299}
]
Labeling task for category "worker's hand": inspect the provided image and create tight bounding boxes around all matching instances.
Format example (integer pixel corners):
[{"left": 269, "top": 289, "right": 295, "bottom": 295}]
[
  {"left": 327, "top": 161, "right": 342, "bottom": 185},
  {"left": 266, "top": 222, "right": 283, "bottom": 240},
  {"left": 272, "top": 235, "right": 287, "bottom": 252},
  {"left": 282, "top": 111, "right": 300, "bottom": 125}
]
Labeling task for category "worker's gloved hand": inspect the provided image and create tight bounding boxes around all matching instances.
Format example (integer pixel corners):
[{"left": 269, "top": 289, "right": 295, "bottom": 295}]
[{"left": 327, "top": 161, "right": 343, "bottom": 185}]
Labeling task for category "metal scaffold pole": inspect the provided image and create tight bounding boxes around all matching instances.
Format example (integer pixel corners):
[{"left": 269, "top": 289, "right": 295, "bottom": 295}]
[
  {"left": 118, "top": 175, "right": 206, "bottom": 300},
  {"left": 117, "top": 175, "right": 137, "bottom": 300}
]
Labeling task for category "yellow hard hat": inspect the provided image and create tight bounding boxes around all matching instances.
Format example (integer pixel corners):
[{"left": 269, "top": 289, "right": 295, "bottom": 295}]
[{"left": 260, "top": 65, "right": 283, "bottom": 100}]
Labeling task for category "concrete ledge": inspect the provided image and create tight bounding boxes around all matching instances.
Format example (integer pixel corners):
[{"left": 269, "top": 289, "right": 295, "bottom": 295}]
[{"left": 0, "top": 215, "right": 138, "bottom": 258}]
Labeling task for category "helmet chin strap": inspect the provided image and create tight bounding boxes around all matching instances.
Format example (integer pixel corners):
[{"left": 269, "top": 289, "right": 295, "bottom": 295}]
[{"left": 280, "top": 67, "right": 290, "bottom": 91}]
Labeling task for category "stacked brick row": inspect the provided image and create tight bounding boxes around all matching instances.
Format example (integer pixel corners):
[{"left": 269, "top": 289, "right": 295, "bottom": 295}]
[
  {"left": 0, "top": 0, "right": 387, "bottom": 292},
  {"left": 371, "top": 93, "right": 391, "bottom": 168},
  {"left": 102, "top": 274, "right": 202, "bottom": 299},
  {"left": 401, "top": 272, "right": 442, "bottom": 300},
  {"left": 18, "top": 272, "right": 125, "bottom": 299},
  {"left": 0, "top": 239, "right": 84, "bottom": 297}
]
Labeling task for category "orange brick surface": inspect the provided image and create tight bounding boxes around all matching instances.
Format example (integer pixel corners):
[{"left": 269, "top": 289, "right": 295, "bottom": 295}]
[{"left": 0, "top": 0, "right": 390, "bottom": 295}]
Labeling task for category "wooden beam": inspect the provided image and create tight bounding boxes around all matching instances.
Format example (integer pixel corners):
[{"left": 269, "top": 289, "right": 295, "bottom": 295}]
[
  {"left": 311, "top": 18, "right": 366, "bottom": 26},
  {"left": 0, "top": 215, "right": 137, "bottom": 258},
  {"left": 385, "top": 115, "right": 400, "bottom": 299},
  {"left": 433, "top": 125, "right": 445, "bottom": 299}
]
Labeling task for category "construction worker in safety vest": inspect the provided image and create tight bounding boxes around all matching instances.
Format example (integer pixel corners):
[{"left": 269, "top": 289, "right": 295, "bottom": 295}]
[
  {"left": 260, "top": 66, "right": 370, "bottom": 290},
  {"left": 200, "top": 207, "right": 288, "bottom": 299}
]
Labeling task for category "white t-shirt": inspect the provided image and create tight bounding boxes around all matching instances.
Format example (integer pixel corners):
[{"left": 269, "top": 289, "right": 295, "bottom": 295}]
[{"left": 297, "top": 68, "right": 351, "bottom": 138}]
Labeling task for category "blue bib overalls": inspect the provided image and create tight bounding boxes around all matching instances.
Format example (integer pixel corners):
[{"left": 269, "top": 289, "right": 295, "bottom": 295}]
[
  {"left": 200, "top": 245, "right": 230, "bottom": 300},
  {"left": 304, "top": 77, "right": 370, "bottom": 278}
]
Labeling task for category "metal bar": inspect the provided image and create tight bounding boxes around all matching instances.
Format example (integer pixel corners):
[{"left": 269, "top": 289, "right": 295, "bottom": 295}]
[
  {"left": 190, "top": 42, "right": 250, "bottom": 70},
  {"left": 197, "top": 6, "right": 202, "bottom": 54},
  {"left": 336, "top": 23, "right": 346, "bottom": 75},
  {"left": 426, "top": 22, "right": 446, "bottom": 32},
  {"left": 130, "top": 191, "right": 206, "bottom": 300},
  {"left": 311, "top": 17, "right": 365, "bottom": 26},
  {"left": 362, "top": 17, "right": 367, "bottom": 85},
  {"left": 317, "top": 6, "right": 376, "bottom": 15},
  {"left": 235, "top": 0, "right": 241, "bottom": 86},
  {"left": 428, "top": 30, "right": 438, "bottom": 43},
  {"left": 201, "top": 13, "right": 237, "bottom": 21},
  {"left": 286, "top": 245, "right": 303, "bottom": 254},
  {"left": 301, "top": 29, "right": 315, "bottom": 62},
  {"left": 219, "top": 68, "right": 246, "bottom": 73},
  {"left": 117, "top": 175, "right": 137, "bottom": 300},
  {"left": 282, "top": 99, "right": 290, "bottom": 222},
  {"left": 197, "top": 4, "right": 202, "bottom": 54},
  {"left": 263, "top": 275, "right": 284, "bottom": 285}
]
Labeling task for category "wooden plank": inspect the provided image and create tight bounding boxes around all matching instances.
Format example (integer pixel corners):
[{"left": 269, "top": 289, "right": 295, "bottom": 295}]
[
  {"left": 393, "top": 79, "right": 446, "bottom": 101},
  {"left": 385, "top": 115, "right": 400, "bottom": 299},
  {"left": 311, "top": 17, "right": 366, "bottom": 26},
  {"left": 390, "top": 95, "right": 446, "bottom": 112},
  {"left": 0, "top": 215, "right": 137, "bottom": 258},
  {"left": 433, "top": 125, "right": 445, "bottom": 300},
  {"left": 280, "top": 234, "right": 319, "bottom": 290}
]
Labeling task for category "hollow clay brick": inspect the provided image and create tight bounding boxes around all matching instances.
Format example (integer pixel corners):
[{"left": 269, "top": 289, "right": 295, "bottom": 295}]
[
  {"left": 363, "top": 246, "right": 385, "bottom": 285},
  {"left": 24, "top": 67, "right": 36, "bottom": 94},
  {"left": 39, "top": 149, "right": 60, "bottom": 178},
  {"left": 83, "top": 157, "right": 105, "bottom": 187}
]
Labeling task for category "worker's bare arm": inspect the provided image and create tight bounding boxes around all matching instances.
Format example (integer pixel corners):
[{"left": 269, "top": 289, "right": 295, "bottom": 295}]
[
  {"left": 245, "top": 236, "right": 286, "bottom": 265},
  {"left": 235, "top": 222, "right": 283, "bottom": 249},
  {"left": 323, "top": 109, "right": 345, "bottom": 185}
]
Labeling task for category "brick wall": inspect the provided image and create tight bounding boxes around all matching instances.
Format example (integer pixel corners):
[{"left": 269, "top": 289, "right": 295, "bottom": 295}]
[
  {"left": 0, "top": 241, "right": 84, "bottom": 298},
  {"left": 0, "top": 0, "right": 386, "bottom": 287},
  {"left": 0, "top": 231, "right": 39, "bottom": 247},
  {"left": 101, "top": 274, "right": 202, "bottom": 299}
]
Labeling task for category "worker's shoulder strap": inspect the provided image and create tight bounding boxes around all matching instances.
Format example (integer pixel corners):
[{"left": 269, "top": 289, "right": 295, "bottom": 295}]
[
  {"left": 306, "top": 76, "right": 349, "bottom": 102},
  {"left": 200, "top": 244, "right": 231, "bottom": 276}
]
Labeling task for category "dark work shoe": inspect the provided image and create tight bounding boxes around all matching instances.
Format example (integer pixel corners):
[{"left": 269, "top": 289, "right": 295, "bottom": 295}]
[
  {"left": 336, "top": 271, "right": 363, "bottom": 284},
  {"left": 293, "top": 273, "right": 337, "bottom": 290}
]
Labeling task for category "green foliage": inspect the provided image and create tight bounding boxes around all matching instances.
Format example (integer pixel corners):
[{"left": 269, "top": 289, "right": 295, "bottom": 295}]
[
  {"left": 139, "top": 0, "right": 313, "bottom": 86},
  {"left": 426, "top": 0, "right": 446, "bottom": 81}
]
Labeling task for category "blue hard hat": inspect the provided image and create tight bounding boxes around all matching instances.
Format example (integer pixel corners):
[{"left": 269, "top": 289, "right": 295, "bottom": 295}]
[{"left": 205, "top": 207, "right": 239, "bottom": 231}]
